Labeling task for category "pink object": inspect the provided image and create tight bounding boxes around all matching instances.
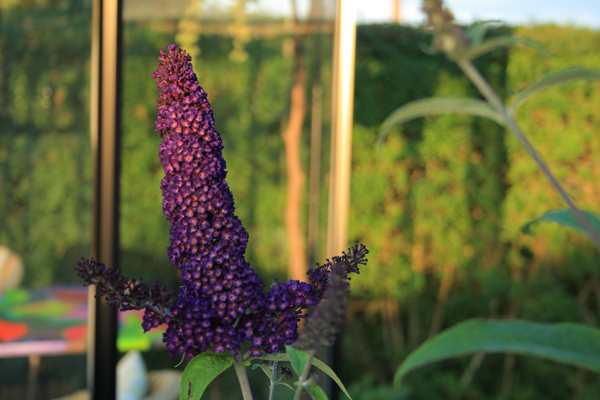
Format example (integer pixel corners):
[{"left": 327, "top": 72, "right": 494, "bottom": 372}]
[{"left": 0, "top": 340, "right": 85, "bottom": 357}]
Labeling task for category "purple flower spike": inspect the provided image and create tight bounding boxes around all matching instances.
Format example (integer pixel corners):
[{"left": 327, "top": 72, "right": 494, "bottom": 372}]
[
  {"left": 76, "top": 44, "right": 369, "bottom": 362},
  {"left": 152, "top": 44, "right": 264, "bottom": 357}
]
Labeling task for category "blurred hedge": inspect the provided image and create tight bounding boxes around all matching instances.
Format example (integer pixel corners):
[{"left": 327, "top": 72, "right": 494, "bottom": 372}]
[
  {"left": 343, "top": 24, "right": 600, "bottom": 400},
  {"left": 0, "top": 4, "right": 92, "bottom": 287},
  {"left": 350, "top": 25, "right": 509, "bottom": 301},
  {"left": 348, "top": 24, "right": 600, "bottom": 305}
]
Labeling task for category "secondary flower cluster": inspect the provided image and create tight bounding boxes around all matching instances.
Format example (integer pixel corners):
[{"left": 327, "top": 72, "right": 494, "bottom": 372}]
[
  {"left": 76, "top": 44, "right": 368, "bottom": 361},
  {"left": 75, "top": 258, "right": 174, "bottom": 331},
  {"left": 295, "top": 243, "right": 369, "bottom": 352}
]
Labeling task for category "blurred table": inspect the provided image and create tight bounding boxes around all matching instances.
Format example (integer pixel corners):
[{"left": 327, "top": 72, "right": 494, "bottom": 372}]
[{"left": 0, "top": 286, "right": 166, "bottom": 357}]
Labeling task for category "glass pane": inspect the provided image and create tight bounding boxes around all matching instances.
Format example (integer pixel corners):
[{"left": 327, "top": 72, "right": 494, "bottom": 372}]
[
  {"left": 119, "top": 0, "right": 335, "bottom": 397},
  {"left": 0, "top": 0, "right": 92, "bottom": 398}
]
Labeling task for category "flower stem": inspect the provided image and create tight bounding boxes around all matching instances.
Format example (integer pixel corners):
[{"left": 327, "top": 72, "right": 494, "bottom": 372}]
[
  {"left": 268, "top": 361, "right": 278, "bottom": 400},
  {"left": 233, "top": 355, "right": 254, "bottom": 400},
  {"left": 457, "top": 59, "right": 600, "bottom": 251},
  {"left": 293, "top": 353, "right": 314, "bottom": 400}
]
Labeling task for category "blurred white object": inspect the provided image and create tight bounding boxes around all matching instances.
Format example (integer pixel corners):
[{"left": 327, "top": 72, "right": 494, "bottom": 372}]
[
  {"left": 117, "top": 350, "right": 148, "bottom": 400},
  {"left": 145, "top": 370, "right": 183, "bottom": 400},
  {"left": 0, "top": 245, "right": 24, "bottom": 289}
]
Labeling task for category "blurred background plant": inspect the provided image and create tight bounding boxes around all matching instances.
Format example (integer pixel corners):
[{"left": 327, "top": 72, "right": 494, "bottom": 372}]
[{"left": 2, "top": 0, "right": 600, "bottom": 398}]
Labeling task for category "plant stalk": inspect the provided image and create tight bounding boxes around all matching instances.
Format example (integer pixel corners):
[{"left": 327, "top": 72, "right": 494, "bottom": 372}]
[
  {"left": 233, "top": 355, "right": 254, "bottom": 400},
  {"left": 457, "top": 59, "right": 600, "bottom": 251},
  {"left": 268, "top": 361, "right": 278, "bottom": 400},
  {"left": 293, "top": 353, "right": 314, "bottom": 400}
]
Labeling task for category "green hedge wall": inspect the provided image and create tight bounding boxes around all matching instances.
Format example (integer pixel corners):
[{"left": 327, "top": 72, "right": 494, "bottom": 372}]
[
  {"left": 0, "top": 5, "right": 92, "bottom": 287},
  {"left": 350, "top": 24, "right": 510, "bottom": 300},
  {"left": 342, "top": 24, "right": 600, "bottom": 400}
]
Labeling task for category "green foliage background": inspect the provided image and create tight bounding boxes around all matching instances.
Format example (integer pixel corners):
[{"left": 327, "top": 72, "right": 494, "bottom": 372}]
[
  {"left": 343, "top": 25, "right": 600, "bottom": 400},
  {"left": 2, "top": 3, "right": 600, "bottom": 398},
  {"left": 0, "top": 5, "right": 92, "bottom": 287}
]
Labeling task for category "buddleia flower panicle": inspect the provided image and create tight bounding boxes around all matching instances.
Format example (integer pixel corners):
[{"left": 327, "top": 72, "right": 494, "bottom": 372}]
[
  {"left": 294, "top": 242, "right": 369, "bottom": 352},
  {"left": 75, "top": 258, "right": 174, "bottom": 332},
  {"left": 152, "top": 44, "right": 265, "bottom": 359},
  {"left": 76, "top": 43, "right": 369, "bottom": 361}
]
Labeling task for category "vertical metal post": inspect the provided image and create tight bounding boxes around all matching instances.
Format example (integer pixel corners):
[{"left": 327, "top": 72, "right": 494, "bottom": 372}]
[
  {"left": 325, "top": 2, "right": 356, "bottom": 400},
  {"left": 90, "top": 0, "right": 121, "bottom": 399},
  {"left": 327, "top": 0, "right": 356, "bottom": 259}
]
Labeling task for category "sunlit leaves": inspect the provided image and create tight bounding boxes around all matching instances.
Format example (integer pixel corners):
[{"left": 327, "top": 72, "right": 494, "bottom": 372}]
[
  {"left": 378, "top": 97, "right": 506, "bottom": 149},
  {"left": 394, "top": 319, "right": 600, "bottom": 390},
  {"left": 509, "top": 68, "right": 600, "bottom": 115},
  {"left": 464, "top": 36, "right": 548, "bottom": 61},
  {"left": 520, "top": 208, "right": 600, "bottom": 242}
]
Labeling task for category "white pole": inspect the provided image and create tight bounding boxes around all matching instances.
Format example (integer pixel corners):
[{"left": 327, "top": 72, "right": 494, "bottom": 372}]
[{"left": 327, "top": 0, "right": 356, "bottom": 259}]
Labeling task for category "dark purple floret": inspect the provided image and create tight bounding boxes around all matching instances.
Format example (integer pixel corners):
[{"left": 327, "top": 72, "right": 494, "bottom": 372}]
[{"left": 280, "top": 366, "right": 294, "bottom": 381}]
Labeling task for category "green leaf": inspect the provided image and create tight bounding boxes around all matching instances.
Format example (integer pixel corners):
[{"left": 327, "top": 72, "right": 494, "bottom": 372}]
[
  {"left": 254, "top": 353, "right": 290, "bottom": 362},
  {"left": 310, "top": 357, "right": 353, "bottom": 400},
  {"left": 520, "top": 208, "right": 600, "bottom": 241},
  {"left": 179, "top": 352, "right": 233, "bottom": 400},
  {"left": 286, "top": 345, "right": 310, "bottom": 376},
  {"left": 509, "top": 68, "right": 600, "bottom": 115},
  {"left": 255, "top": 352, "right": 353, "bottom": 400},
  {"left": 304, "top": 383, "right": 329, "bottom": 400},
  {"left": 466, "top": 21, "right": 494, "bottom": 46},
  {"left": 277, "top": 382, "right": 296, "bottom": 392},
  {"left": 256, "top": 363, "right": 275, "bottom": 382},
  {"left": 464, "top": 36, "right": 548, "bottom": 61},
  {"left": 378, "top": 97, "right": 506, "bottom": 149},
  {"left": 394, "top": 319, "right": 600, "bottom": 389}
]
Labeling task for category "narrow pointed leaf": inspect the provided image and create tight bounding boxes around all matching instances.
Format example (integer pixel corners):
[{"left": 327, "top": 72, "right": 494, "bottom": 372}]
[
  {"left": 255, "top": 352, "right": 353, "bottom": 400},
  {"left": 466, "top": 21, "right": 505, "bottom": 46},
  {"left": 464, "top": 36, "right": 548, "bottom": 61},
  {"left": 394, "top": 319, "right": 600, "bottom": 389},
  {"left": 520, "top": 208, "right": 600, "bottom": 241},
  {"left": 255, "top": 353, "right": 290, "bottom": 362},
  {"left": 278, "top": 382, "right": 296, "bottom": 392},
  {"left": 378, "top": 97, "right": 505, "bottom": 148},
  {"left": 466, "top": 22, "right": 493, "bottom": 46},
  {"left": 304, "top": 383, "right": 329, "bottom": 400},
  {"left": 286, "top": 345, "right": 311, "bottom": 376},
  {"left": 509, "top": 68, "right": 600, "bottom": 114},
  {"left": 253, "top": 363, "right": 275, "bottom": 383},
  {"left": 179, "top": 352, "right": 233, "bottom": 400},
  {"left": 310, "top": 357, "right": 353, "bottom": 400}
]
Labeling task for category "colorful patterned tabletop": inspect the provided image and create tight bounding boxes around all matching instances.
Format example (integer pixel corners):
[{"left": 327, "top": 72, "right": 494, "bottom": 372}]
[{"left": 0, "top": 286, "right": 166, "bottom": 357}]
